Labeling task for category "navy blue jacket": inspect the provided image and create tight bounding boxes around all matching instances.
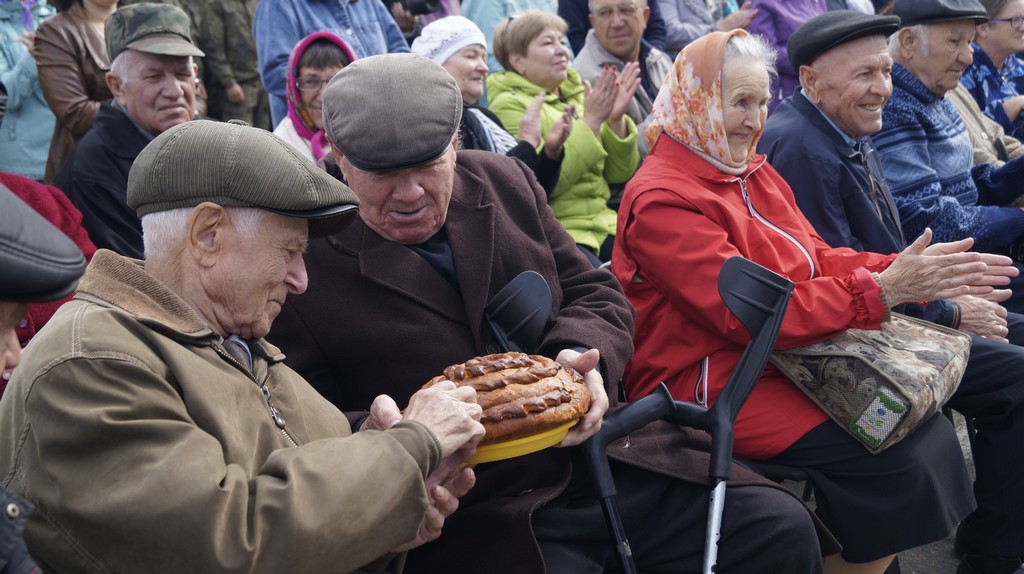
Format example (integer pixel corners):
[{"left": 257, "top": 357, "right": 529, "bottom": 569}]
[{"left": 759, "top": 90, "right": 960, "bottom": 327}]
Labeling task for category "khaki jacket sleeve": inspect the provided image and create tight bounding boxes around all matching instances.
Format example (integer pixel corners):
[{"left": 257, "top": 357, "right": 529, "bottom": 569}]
[{"left": 15, "top": 356, "right": 435, "bottom": 574}]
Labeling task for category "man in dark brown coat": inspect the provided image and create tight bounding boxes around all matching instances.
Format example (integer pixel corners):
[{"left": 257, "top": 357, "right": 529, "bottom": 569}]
[{"left": 269, "top": 53, "right": 836, "bottom": 574}]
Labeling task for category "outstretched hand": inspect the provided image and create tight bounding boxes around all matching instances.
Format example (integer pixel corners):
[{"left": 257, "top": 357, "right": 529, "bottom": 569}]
[{"left": 878, "top": 229, "right": 986, "bottom": 304}]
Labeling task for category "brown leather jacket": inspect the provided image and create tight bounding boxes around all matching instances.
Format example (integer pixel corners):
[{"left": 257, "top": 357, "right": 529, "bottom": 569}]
[{"left": 33, "top": 2, "right": 112, "bottom": 183}]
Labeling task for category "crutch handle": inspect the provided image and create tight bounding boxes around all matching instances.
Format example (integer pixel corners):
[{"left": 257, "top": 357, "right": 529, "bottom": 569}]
[{"left": 579, "top": 383, "right": 675, "bottom": 498}]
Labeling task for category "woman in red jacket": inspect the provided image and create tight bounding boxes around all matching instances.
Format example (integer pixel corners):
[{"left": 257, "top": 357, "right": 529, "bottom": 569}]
[{"left": 612, "top": 29, "right": 1012, "bottom": 574}]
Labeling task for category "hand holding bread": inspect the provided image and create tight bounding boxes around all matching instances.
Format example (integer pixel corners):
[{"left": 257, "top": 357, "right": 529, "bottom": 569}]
[
  {"left": 402, "top": 380, "right": 485, "bottom": 458},
  {"left": 423, "top": 350, "right": 601, "bottom": 447}
]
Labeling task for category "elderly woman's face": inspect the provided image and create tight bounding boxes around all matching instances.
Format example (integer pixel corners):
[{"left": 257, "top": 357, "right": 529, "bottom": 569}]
[
  {"left": 298, "top": 65, "right": 344, "bottom": 130},
  {"left": 511, "top": 27, "right": 571, "bottom": 92},
  {"left": 981, "top": 0, "right": 1024, "bottom": 58},
  {"left": 720, "top": 57, "right": 770, "bottom": 165},
  {"left": 443, "top": 45, "right": 489, "bottom": 105}
]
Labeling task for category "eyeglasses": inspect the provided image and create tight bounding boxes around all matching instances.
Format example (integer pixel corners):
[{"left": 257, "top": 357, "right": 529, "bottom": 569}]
[
  {"left": 296, "top": 76, "right": 332, "bottom": 93},
  {"left": 592, "top": 3, "right": 641, "bottom": 20},
  {"left": 990, "top": 15, "right": 1024, "bottom": 30}
]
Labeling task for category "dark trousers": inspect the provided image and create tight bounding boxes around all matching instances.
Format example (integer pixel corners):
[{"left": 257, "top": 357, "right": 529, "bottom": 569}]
[
  {"left": 947, "top": 329, "right": 1024, "bottom": 557},
  {"left": 531, "top": 460, "right": 824, "bottom": 573}
]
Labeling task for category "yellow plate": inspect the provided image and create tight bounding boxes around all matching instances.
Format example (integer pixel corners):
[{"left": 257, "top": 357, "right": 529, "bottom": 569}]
[{"left": 469, "top": 419, "right": 579, "bottom": 465}]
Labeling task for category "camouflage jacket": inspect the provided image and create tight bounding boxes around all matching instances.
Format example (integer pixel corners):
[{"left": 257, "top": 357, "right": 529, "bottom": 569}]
[{"left": 185, "top": 0, "right": 260, "bottom": 87}]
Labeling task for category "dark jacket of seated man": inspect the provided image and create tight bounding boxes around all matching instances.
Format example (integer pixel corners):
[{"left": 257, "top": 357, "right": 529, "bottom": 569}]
[{"left": 270, "top": 148, "right": 840, "bottom": 574}]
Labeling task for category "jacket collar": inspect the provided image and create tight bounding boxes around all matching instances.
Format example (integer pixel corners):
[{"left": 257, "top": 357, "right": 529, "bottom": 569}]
[
  {"left": 790, "top": 90, "right": 861, "bottom": 159},
  {"left": 650, "top": 133, "right": 767, "bottom": 182},
  {"left": 67, "top": 1, "right": 110, "bottom": 71},
  {"left": 324, "top": 161, "right": 496, "bottom": 338},
  {"left": 892, "top": 61, "right": 943, "bottom": 105},
  {"left": 95, "top": 102, "right": 156, "bottom": 160},
  {"left": 75, "top": 250, "right": 283, "bottom": 359}
]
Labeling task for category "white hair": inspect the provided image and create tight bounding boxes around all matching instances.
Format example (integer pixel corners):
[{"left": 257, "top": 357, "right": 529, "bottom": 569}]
[
  {"left": 109, "top": 49, "right": 195, "bottom": 82},
  {"left": 588, "top": 0, "right": 647, "bottom": 12},
  {"left": 141, "top": 207, "right": 268, "bottom": 263},
  {"left": 725, "top": 32, "right": 778, "bottom": 79},
  {"left": 889, "top": 25, "right": 930, "bottom": 58}
]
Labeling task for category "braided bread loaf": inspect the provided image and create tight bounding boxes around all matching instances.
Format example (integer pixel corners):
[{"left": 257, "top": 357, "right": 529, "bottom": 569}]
[{"left": 424, "top": 352, "right": 591, "bottom": 445}]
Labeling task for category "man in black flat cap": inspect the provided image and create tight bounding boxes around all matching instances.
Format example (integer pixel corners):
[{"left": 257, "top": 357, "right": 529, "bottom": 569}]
[
  {"left": 269, "top": 52, "right": 836, "bottom": 574},
  {"left": 759, "top": 9, "right": 1024, "bottom": 574},
  {"left": 870, "top": 0, "right": 1024, "bottom": 317},
  {"left": 0, "top": 119, "right": 487, "bottom": 573},
  {"left": 0, "top": 184, "right": 86, "bottom": 574}
]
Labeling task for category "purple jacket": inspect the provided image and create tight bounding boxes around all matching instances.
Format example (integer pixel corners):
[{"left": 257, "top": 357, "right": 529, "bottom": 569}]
[{"left": 747, "top": 0, "right": 826, "bottom": 113}]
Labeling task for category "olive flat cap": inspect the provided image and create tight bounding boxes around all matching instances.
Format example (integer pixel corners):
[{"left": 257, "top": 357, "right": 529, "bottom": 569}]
[
  {"left": 106, "top": 3, "right": 204, "bottom": 63},
  {"left": 128, "top": 120, "right": 360, "bottom": 237},
  {"left": 0, "top": 184, "right": 86, "bottom": 303},
  {"left": 322, "top": 53, "right": 462, "bottom": 172},
  {"left": 788, "top": 11, "right": 901, "bottom": 70},
  {"left": 891, "top": 0, "right": 988, "bottom": 27}
]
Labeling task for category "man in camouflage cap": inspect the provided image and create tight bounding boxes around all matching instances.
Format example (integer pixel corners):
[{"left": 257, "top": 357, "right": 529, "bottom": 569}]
[{"left": 55, "top": 2, "right": 204, "bottom": 261}]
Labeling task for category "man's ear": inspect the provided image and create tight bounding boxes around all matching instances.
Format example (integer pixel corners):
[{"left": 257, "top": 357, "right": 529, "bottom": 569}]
[
  {"left": 588, "top": 13, "right": 596, "bottom": 28},
  {"left": 641, "top": 5, "right": 650, "bottom": 26},
  {"left": 976, "top": 21, "right": 990, "bottom": 39},
  {"left": 106, "top": 72, "right": 124, "bottom": 101},
  {"left": 799, "top": 64, "right": 820, "bottom": 103},
  {"left": 896, "top": 27, "right": 917, "bottom": 60},
  {"left": 185, "top": 202, "right": 229, "bottom": 269},
  {"left": 329, "top": 142, "right": 348, "bottom": 179}
]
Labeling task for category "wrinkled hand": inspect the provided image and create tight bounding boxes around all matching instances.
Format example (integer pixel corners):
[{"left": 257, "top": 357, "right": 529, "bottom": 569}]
[
  {"left": 363, "top": 394, "right": 404, "bottom": 431},
  {"left": 555, "top": 348, "right": 608, "bottom": 447},
  {"left": 391, "top": 446, "right": 477, "bottom": 552},
  {"left": 610, "top": 61, "right": 641, "bottom": 124},
  {"left": 878, "top": 229, "right": 986, "bottom": 304},
  {"left": 922, "top": 241, "right": 1017, "bottom": 296},
  {"left": 518, "top": 93, "right": 545, "bottom": 149},
  {"left": 403, "top": 380, "right": 485, "bottom": 457},
  {"left": 226, "top": 82, "right": 245, "bottom": 104},
  {"left": 544, "top": 104, "right": 574, "bottom": 159},
  {"left": 952, "top": 295, "right": 1009, "bottom": 343},
  {"left": 719, "top": 0, "right": 756, "bottom": 30}
]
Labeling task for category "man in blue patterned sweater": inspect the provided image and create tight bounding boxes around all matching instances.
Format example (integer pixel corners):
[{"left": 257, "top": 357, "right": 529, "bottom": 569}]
[{"left": 875, "top": 0, "right": 1024, "bottom": 315}]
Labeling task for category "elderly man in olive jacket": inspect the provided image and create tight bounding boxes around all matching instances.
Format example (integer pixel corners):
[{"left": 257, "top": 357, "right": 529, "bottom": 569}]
[{"left": 0, "top": 120, "right": 485, "bottom": 574}]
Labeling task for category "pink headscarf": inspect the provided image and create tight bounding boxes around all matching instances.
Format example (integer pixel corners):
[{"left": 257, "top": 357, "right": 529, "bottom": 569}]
[
  {"left": 645, "top": 29, "right": 761, "bottom": 171},
  {"left": 285, "top": 31, "right": 356, "bottom": 161}
]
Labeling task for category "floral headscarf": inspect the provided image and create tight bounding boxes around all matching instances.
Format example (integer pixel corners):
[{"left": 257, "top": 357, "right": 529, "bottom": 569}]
[
  {"left": 646, "top": 29, "right": 760, "bottom": 171},
  {"left": 285, "top": 31, "right": 356, "bottom": 162}
]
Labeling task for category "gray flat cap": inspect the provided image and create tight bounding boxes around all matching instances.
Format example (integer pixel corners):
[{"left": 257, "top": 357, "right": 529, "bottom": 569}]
[
  {"left": 788, "top": 11, "right": 901, "bottom": 71},
  {"left": 0, "top": 184, "right": 86, "bottom": 303},
  {"left": 892, "top": 0, "right": 988, "bottom": 27},
  {"left": 128, "top": 120, "right": 359, "bottom": 238},
  {"left": 322, "top": 53, "right": 462, "bottom": 172}
]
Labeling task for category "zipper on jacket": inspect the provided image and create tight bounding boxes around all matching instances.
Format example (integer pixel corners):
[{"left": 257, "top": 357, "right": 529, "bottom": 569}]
[
  {"left": 737, "top": 175, "right": 816, "bottom": 280},
  {"left": 216, "top": 346, "right": 299, "bottom": 446}
]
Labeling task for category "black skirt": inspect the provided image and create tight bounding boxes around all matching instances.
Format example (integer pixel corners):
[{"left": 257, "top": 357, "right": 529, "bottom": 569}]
[{"left": 766, "top": 413, "right": 975, "bottom": 562}]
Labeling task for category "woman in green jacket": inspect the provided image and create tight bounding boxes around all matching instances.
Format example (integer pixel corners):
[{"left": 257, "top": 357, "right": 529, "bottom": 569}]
[{"left": 488, "top": 10, "right": 640, "bottom": 263}]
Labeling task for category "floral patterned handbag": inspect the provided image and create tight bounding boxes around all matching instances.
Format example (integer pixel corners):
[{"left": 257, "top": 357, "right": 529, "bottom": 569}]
[{"left": 770, "top": 313, "right": 971, "bottom": 453}]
